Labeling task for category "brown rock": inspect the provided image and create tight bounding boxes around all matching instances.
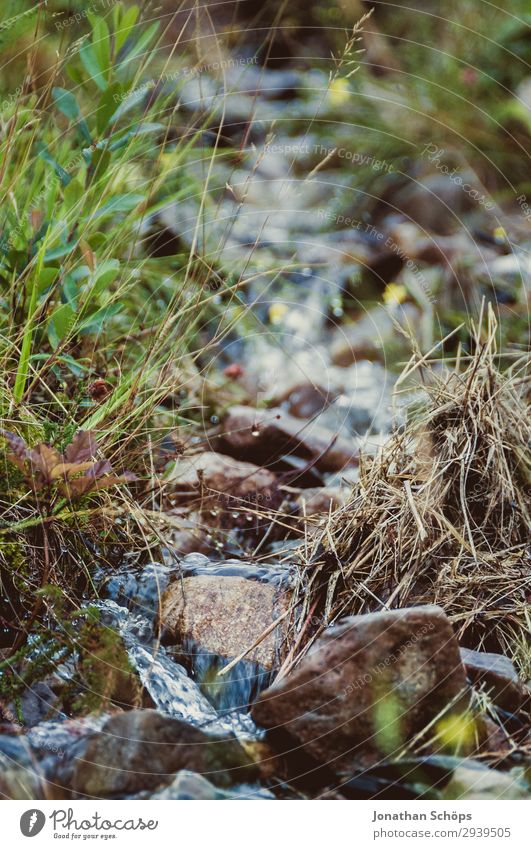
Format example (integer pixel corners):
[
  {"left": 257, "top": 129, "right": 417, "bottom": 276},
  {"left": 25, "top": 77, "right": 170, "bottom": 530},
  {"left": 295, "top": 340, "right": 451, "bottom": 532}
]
[
  {"left": 330, "top": 304, "right": 420, "bottom": 367},
  {"left": 161, "top": 573, "right": 292, "bottom": 670},
  {"left": 276, "top": 382, "right": 337, "bottom": 419},
  {"left": 54, "top": 710, "right": 256, "bottom": 798},
  {"left": 165, "top": 450, "right": 279, "bottom": 511},
  {"left": 217, "top": 405, "right": 357, "bottom": 473},
  {"left": 460, "top": 647, "right": 524, "bottom": 711},
  {"left": 166, "top": 511, "right": 215, "bottom": 556},
  {"left": 476, "top": 716, "right": 511, "bottom": 756},
  {"left": 252, "top": 606, "right": 468, "bottom": 775}
]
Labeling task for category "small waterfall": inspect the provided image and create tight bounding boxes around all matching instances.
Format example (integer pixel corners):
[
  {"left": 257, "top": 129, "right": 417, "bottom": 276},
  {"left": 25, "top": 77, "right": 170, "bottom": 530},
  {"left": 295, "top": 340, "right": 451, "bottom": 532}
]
[
  {"left": 94, "top": 600, "right": 256, "bottom": 736},
  {"left": 164, "top": 554, "right": 296, "bottom": 717}
]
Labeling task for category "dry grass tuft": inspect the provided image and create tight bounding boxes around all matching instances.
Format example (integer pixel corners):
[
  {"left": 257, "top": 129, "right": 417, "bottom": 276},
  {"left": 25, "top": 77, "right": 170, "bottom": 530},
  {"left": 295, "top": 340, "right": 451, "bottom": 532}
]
[{"left": 298, "top": 309, "right": 531, "bottom": 675}]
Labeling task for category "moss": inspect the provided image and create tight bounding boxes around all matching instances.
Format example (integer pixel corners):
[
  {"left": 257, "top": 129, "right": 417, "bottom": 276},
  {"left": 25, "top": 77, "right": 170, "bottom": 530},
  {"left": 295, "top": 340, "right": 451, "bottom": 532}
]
[{"left": 72, "top": 613, "right": 141, "bottom": 714}]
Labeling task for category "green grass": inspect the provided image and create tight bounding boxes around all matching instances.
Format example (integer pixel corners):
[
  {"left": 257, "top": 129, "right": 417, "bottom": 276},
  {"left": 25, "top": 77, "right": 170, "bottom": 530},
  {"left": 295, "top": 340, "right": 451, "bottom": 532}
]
[{"left": 0, "top": 2, "right": 240, "bottom": 649}]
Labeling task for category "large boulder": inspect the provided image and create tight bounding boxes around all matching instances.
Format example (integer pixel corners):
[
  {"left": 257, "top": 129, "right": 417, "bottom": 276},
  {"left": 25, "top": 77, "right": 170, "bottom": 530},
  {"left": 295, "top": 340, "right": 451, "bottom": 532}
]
[
  {"left": 50, "top": 709, "right": 257, "bottom": 798},
  {"left": 252, "top": 606, "right": 468, "bottom": 776}
]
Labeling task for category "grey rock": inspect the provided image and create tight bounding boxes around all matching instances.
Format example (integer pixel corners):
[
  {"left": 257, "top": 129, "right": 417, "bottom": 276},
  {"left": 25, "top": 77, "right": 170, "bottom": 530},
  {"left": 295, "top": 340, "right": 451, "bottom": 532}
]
[
  {"left": 460, "top": 647, "right": 524, "bottom": 711},
  {"left": 147, "top": 769, "right": 274, "bottom": 799},
  {"left": 0, "top": 735, "right": 45, "bottom": 799}
]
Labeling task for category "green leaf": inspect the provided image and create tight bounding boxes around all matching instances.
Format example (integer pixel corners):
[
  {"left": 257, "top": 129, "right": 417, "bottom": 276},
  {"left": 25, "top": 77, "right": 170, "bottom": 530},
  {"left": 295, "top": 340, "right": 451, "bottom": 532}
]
[
  {"left": 0, "top": 5, "right": 40, "bottom": 48},
  {"left": 36, "top": 267, "right": 59, "bottom": 296},
  {"left": 96, "top": 84, "right": 123, "bottom": 135},
  {"left": 36, "top": 143, "right": 71, "bottom": 187},
  {"left": 115, "top": 5, "right": 140, "bottom": 55},
  {"left": 91, "top": 259, "right": 120, "bottom": 297},
  {"left": 66, "top": 65, "right": 84, "bottom": 89},
  {"left": 52, "top": 88, "right": 92, "bottom": 145},
  {"left": 80, "top": 43, "right": 107, "bottom": 91},
  {"left": 114, "top": 6, "right": 140, "bottom": 55},
  {"left": 52, "top": 87, "right": 81, "bottom": 121},
  {"left": 77, "top": 303, "right": 121, "bottom": 335},
  {"left": 63, "top": 178, "right": 85, "bottom": 215},
  {"left": 90, "top": 147, "right": 111, "bottom": 180},
  {"left": 62, "top": 274, "right": 79, "bottom": 309},
  {"left": 109, "top": 122, "right": 164, "bottom": 151},
  {"left": 44, "top": 242, "right": 77, "bottom": 262},
  {"left": 117, "top": 21, "right": 159, "bottom": 71},
  {"left": 109, "top": 84, "right": 151, "bottom": 124},
  {"left": 89, "top": 13, "right": 111, "bottom": 83},
  {"left": 87, "top": 232, "right": 107, "bottom": 250},
  {"left": 88, "top": 193, "right": 144, "bottom": 222},
  {"left": 77, "top": 260, "right": 120, "bottom": 314},
  {"left": 30, "top": 353, "right": 88, "bottom": 378},
  {"left": 47, "top": 302, "right": 76, "bottom": 349}
]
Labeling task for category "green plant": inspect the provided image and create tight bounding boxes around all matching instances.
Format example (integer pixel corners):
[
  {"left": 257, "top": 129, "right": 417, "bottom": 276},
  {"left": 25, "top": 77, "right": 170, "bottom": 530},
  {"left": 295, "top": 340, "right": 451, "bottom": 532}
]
[{"left": 0, "top": 2, "right": 233, "bottom": 659}]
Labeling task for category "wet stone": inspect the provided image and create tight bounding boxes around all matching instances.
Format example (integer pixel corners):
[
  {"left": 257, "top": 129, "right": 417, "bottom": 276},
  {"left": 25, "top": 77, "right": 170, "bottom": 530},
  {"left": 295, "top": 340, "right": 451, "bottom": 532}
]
[
  {"left": 160, "top": 556, "right": 296, "bottom": 710},
  {"left": 164, "top": 450, "right": 280, "bottom": 511},
  {"left": 0, "top": 735, "right": 46, "bottom": 799},
  {"left": 4, "top": 681, "right": 63, "bottom": 728},
  {"left": 252, "top": 606, "right": 468, "bottom": 776},
  {"left": 49, "top": 709, "right": 257, "bottom": 799},
  {"left": 144, "top": 769, "right": 274, "bottom": 799}
]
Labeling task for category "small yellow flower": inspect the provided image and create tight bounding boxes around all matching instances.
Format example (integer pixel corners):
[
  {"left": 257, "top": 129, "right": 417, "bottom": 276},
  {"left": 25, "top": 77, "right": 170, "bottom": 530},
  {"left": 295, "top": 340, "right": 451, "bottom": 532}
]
[
  {"left": 328, "top": 78, "right": 350, "bottom": 106},
  {"left": 269, "top": 302, "right": 289, "bottom": 325},
  {"left": 383, "top": 282, "right": 408, "bottom": 306},
  {"left": 493, "top": 226, "right": 507, "bottom": 244},
  {"left": 436, "top": 711, "right": 477, "bottom": 755}
]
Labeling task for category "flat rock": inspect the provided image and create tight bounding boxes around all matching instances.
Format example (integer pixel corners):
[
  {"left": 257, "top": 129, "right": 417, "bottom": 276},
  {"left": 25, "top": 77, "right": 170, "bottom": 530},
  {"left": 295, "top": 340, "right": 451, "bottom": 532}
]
[
  {"left": 165, "top": 450, "right": 279, "bottom": 511},
  {"left": 460, "top": 647, "right": 524, "bottom": 711},
  {"left": 160, "top": 571, "right": 292, "bottom": 671},
  {"left": 217, "top": 405, "right": 357, "bottom": 473},
  {"left": 252, "top": 606, "right": 467, "bottom": 776},
  {"left": 51, "top": 709, "right": 256, "bottom": 798}
]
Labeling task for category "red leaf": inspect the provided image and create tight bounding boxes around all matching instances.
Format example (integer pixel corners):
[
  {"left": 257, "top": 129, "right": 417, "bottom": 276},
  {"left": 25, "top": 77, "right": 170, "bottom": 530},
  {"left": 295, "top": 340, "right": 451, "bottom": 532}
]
[
  {"left": 60, "top": 477, "right": 97, "bottom": 499},
  {"left": 28, "top": 444, "right": 62, "bottom": 484},
  {"left": 50, "top": 461, "right": 98, "bottom": 480},
  {"left": 64, "top": 431, "right": 98, "bottom": 464},
  {"left": 60, "top": 469, "right": 136, "bottom": 500}
]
